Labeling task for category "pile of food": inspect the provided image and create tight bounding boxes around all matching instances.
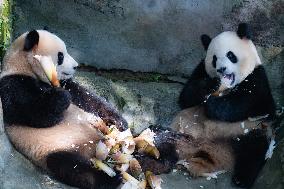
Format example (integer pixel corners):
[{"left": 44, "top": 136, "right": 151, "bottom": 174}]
[
  {"left": 34, "top": 54, "right": 163, "bottom": 188},
  {"left": 90, "top": 126, "right": 163, "bottom": 189}
]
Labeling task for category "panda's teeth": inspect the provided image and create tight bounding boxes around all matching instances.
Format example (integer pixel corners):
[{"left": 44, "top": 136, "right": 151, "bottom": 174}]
[
  {"left": 224, "top": 74, "right": 233, "bottom": 80},
  {"left": 224, "top": 74, "right": 230, "bottom": 80}
]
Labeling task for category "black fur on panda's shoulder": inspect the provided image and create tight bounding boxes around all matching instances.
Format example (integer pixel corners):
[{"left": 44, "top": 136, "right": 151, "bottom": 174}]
[
  {"left": 0, "top": 75, "right": 71, "bottom": 128},
  {"left": 178, "top": 60, "right": 221, "bottom": 109},
  {"left": 205, "top": 65, "right": 276, "bottom": 122}
]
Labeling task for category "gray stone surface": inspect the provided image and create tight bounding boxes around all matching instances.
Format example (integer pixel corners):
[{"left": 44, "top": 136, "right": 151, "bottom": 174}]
[
  {"left": 12, "top": 0, "right": 283, "bottom": 76},
  {"left": 261, "top": 48, "right": 284, "bottom": 105},
  {"left": 161, "top": 170, "right": 238, "bottom": 189},
  {"left": 75, "top": 71, "right": 182, "bottom": 134}
]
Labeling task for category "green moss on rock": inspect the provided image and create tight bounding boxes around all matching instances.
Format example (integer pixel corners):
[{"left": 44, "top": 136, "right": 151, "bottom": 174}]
[{"left": 0, "top": 0, "right": 12, "bottom": 61}]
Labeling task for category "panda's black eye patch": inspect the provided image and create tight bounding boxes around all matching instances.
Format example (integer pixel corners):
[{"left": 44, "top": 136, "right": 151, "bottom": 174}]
[
  {"left": 227, "top": 51, "right": 237, "bottom": 63},
  {"left": 57, "top": 52, "right": 64, "bottom": 65},
  {"left": 212, "top": 55, "right": 217, "bottom": 68}
]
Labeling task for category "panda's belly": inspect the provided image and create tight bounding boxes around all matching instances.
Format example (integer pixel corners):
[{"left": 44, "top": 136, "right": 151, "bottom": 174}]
[
  {"left": 171, "top": 106, "right": 266, "bottom": 139},
  {"left": 5, "top": 104, "right": 105, "bottom": 168}
]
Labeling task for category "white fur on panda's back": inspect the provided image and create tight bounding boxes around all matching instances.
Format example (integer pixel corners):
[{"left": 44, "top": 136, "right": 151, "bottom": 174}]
[{"left": 5, "top": 104, "right": 104, "bottom": 168}]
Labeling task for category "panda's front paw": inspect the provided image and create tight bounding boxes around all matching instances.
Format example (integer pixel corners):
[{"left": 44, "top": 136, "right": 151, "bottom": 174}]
[
  {"left": 209, "top": 77, "right": 221, "bottom": 92},
  {"left": 118, "top": 119, "right": 128, "bottom": 131},
  {"left": 113, "top": 118, "right": 128, "bottom": 131},
  {"left": 198, "top": 77, "right": 220, "bottom": 96},
  {"left": 45, "top": 88, "right": 71, "bottom": 113},
  {"left": 53, "top": 88, "right": 72, "bottom": 112}
]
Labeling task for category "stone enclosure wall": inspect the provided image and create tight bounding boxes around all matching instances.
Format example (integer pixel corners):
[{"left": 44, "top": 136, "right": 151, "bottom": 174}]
[
  {"left": 12, "top": 0, "right": 282, "bottom": 70},
  {"left": 12, "top": 0, "right": 284, "bottom": 103}
]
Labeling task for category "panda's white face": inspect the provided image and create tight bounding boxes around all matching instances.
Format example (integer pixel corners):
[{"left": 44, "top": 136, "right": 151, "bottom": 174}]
[
  {"left": 205, "top": 31, "right": 261, "bottom": 88},
  {"left": 0, "top": 30, "right": 78, "bottom": 85},
  {"left": 56, "top": 50, "right": 78, "bottom": 80},
  {"left": 36, "top": 30, "right": 78, "bottom": 80}
]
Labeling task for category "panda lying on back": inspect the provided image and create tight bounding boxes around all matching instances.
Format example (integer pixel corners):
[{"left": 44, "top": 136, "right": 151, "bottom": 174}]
[
  {"left": 0, "top": 30, "right": 128, "bottom": 189},
  {"left": 171, "top": 23, "right": 276, "bottom": 188},
  {"left": 0, "top": 29, "right": 183, "bottom": 189}
]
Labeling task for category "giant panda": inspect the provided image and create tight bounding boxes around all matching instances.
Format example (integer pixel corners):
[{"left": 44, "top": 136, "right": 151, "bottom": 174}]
[
  {"left": 0, "top": 29, "right": 129, "bottom": 189},
  {"left": 168, "top": 23, "right": 276, "bottom": 188}
]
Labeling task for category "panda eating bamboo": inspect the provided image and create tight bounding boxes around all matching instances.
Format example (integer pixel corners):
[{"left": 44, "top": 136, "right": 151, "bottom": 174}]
[
  {"left": 0, "top": 29, "right": 174, "bottom": 189},
  {"left": 0, "top": 23, "right": 276, "bottom": 189}
]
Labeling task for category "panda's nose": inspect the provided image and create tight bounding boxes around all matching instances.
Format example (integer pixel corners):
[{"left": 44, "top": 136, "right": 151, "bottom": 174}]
[
  {"left": 73, "top": 66, "right": 78, "bottom": 70},
  {"left": 217, "top": 67, "right": 226, "bottom": 74}
]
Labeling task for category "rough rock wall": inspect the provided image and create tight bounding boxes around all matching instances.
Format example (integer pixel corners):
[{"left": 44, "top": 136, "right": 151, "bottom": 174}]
[{"left": 13, "top": 0, "right": 283, "bottom": 74}]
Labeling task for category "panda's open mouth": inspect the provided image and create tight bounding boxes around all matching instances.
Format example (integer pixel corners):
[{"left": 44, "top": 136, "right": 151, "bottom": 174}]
[
  {"left": 223, "top": 73, "right": 235, "bottom": 86},
  {"left": 62, "top": 72, "right": 72, "bottom": 76}
]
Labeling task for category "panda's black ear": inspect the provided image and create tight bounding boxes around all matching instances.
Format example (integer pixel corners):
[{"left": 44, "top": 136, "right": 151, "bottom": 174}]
[
  {"left": 24, "top": 30, "right": 39, "bottom": 51},
  {"left": 200, "top": 34, "right": 212, "bottom": 51},
  {"left": 43, "top": 26, "right": 49, "bottom": 31},
  {"left": 237, "top": 23, "right": 251, "bottom": 39}
]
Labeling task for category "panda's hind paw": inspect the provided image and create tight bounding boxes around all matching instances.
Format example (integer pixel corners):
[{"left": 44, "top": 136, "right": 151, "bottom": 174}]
[
  {"left": 232, "top": 174, "right": 252, "bottom": 188},
  {"left": 94, "top": 171, "right": 123, "bottom": 189}
]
